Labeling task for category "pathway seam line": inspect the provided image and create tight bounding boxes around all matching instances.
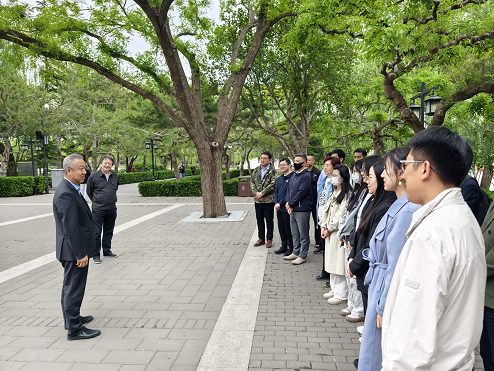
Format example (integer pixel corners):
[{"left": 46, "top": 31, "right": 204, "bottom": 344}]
[
  {"left": 197, "top": 226, "right": 266, "bottom": 371},
  {"left": 0, "top": 204, "right": 184, "bottom": 284},
  {"left": 0, "top": 213, "right": 53, "bottom": 227}
]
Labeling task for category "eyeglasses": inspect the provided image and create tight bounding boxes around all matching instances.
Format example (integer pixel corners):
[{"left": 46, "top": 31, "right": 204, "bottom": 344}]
[{"left": 400, "top": 160, "right": 438, "bottom": 174}]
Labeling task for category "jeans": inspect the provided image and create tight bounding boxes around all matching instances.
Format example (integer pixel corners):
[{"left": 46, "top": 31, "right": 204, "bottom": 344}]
[
  {"left": 179, "top": 173, "right": 185, "bottom": 178},
  {"left": 255, "top": 203, "right": 275, "bottom": 241},
  {"left": 481, "top": 306, "right": 494, "bottom": 371},
  {"left": 290, "top": 211, "right": 311, "bottom": 259},
  {"left": 277, "top": 211, "right": 293, "bottom": 249},
  {"left": 92, "top": 208, "right": 117, "bottom": 256}
]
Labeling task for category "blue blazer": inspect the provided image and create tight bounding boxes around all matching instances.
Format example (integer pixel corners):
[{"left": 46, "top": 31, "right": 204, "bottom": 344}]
[{"left": 316, "top": 174, "right": 333, "bottom": 220}]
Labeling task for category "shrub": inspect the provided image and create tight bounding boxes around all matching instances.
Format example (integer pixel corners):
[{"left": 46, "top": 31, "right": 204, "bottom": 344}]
[
  {"left": 35, "top": 175, "right": 52, "bottom": 192},
  {"left": 139, "top": 178, "right": 239, "bottom": 197},
  {"left": 0, "top": 176, "right": 35, "bottom": 197},
  {"left": 223, "top": 178, "right": 239, "bottom": 196}
]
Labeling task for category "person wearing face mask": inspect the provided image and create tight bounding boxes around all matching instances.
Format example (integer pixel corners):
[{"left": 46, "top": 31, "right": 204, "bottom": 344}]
[
  {"left": 314, "top": 156, "right": 340, "bottom": 282},
  {"left": 319, "top": 165, "right": 353, "bottom": 304},
  {"left": 356, "top": 148, "right": 420, "bottom": 371}
]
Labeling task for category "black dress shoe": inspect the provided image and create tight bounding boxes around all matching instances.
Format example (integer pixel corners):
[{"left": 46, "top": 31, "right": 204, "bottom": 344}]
[
  {"left": 274, "top": 247, "right": 287, "bottom": 255},
  {"left": 64, "top": 315, "right": 94, "bottom": 330},
  {"left": 315, "top": 274, "right": 330, "bottom": 281},
  {"left": 324, "top": 281, "right": 331, "bottom": 288},
  {"left": 67, "top": 327, "right": 101, "bottom": 341},
  {"left": 283, "top": 249, "right": 293, "bottom": 256},
  {"left": 353, "top": 358, "right": 358, "bottom": 369},
  {"left": 103, "top": 252, "right": 118, "bottom": 258},
  {"left": 313, "top": 246, "right": 324, "bottom": 254}
]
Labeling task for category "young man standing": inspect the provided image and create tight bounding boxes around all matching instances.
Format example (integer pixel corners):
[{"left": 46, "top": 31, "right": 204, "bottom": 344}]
[
  {"left": 284, "top": 154, "right": 313, "bottom": 265},
  {"left": 381, "top": 127, "right": 486, "bottom": 370},
  {"left": 307, "top": 155, "right": 323, "bottom": 254},
  {"left": 179, "top": 162, "right": 186, "bottom": 178},
  {"left": 250, "top": 152, "right": 278, "bottom": 248},
  {"left": 353, "top": 148, "right": 367, "bottom": 163},
  {"left": 274, "top": 158, "right": 294, "bottom": 255},
  {"left": 87, "top": 155, "right": 119, "bottom": 264}
]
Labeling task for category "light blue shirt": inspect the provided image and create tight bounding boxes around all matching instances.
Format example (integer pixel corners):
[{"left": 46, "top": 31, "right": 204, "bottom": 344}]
[
  {"left": 64, "top": 177, "right": 81, "bottom": 194},
  {"left": 261, "top": 164, "right": 270, "bottom": 181},
  {"left": 105, "top": 173, "right": 110, "bottom": 181}
]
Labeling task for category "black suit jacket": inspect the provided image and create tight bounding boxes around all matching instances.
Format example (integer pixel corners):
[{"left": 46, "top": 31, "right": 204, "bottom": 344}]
[{"left": 53, "top": 179, "right": 95, "bottom": 261}]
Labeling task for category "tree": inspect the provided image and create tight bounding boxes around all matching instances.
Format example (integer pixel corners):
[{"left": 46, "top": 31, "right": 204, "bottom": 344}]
[{"left": 0, "top": 1, "right": 296, "bottom": 216}]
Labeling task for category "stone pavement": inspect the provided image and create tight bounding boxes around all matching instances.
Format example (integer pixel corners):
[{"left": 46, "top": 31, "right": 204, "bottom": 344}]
[{"left": 0, "top": 183, "right": 485, "bottom": 370}]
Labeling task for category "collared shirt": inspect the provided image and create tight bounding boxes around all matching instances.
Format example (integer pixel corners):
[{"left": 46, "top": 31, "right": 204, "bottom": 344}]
[
  {"left": 64, "top": 177, "right": 81, "bottom": 194},
  {"left": 261, "top": 164, "right": 270, "bottom": 181},
  {"left": 105, "top": 173, "right": 110, "bottom": 181}
]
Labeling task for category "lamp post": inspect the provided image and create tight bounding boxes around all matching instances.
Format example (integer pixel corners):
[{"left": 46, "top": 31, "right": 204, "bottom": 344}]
[
  {"left": 39, "top": 102, "right": 50, "bottom": 193},
  {"left": 408, "top": 82, "right": 443, "bottom": 124},
  {"left": 21, "top": 138, "right": 41, "bottom": 195},
  {"left": 145, "top": 139, "right": 156, "bottom": 181}
]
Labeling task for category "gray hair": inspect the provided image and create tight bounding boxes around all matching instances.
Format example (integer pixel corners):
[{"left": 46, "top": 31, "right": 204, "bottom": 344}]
[{"left": 63, "top": 154, "right": 84, "bottom": 174}]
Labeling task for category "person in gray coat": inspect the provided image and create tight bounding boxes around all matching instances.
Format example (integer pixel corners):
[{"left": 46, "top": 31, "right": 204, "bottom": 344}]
[{"left": 53, "top": 154, "right": 101, "bottom": 341}]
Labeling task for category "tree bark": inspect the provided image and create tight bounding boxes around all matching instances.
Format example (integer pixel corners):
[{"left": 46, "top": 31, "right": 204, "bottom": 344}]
[
  {"left": 171, "top": 149, "right": 179, "bottom": 180},
  {"left": 55, "top": 133, "right": 62, "bottom": 168},
  {"left": 0, "top": 138, "right": 11, "bottom": 177},
  {"left": 92, "top": 137, "right": 99, "bottom": 171},
  {"left": 481, "top": 167, "right": 493, "bottom": 190},
  {"left": 115, "top": 148, "right": 120, "bottom": 173},
  {"left": 142, "top": 156, "right": 146, "bottom": 172},
  {"left": 224, "top": 153, "right": 231, "bottom": 180}
]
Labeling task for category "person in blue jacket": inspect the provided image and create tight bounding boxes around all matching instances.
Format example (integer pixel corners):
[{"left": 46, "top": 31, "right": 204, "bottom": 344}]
[
  {"left": 274, "top": 158, "right": 294, "bottom": 255},
  {"left": 357, "top": 147, "right": 420, "bottom": 371}
]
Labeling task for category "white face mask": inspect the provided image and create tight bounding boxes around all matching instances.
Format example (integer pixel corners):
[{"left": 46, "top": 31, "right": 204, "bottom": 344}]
[
  {"left": 330, "top": 176, "right": 342, "bottom": 186},
  {"left": 351, "top": 173, "right": 361, "bottom": 184}
]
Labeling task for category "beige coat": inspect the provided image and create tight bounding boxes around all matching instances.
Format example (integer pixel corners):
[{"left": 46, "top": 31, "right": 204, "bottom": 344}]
[
  {"left": 319, "top": 190, "right": 348, "bottom": 275},
  {"left": 381, "top": 188, "right": 486, "bottom": 371}
]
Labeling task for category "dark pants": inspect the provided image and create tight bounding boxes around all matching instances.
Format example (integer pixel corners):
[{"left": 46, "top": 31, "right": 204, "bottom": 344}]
[
  {"left": 61, "top": 261, "right": 88, "bottom": 336},
  {"left": 311, "top": 206, "right": 322, "bottom": 248},
  {"left": 481, "top": 306, "right": 494, "bottom": 371},
  {"left": 320, "top": 239, "right": 330, "bottom": 278},
  {"left": 362, "top": 292, "right": 368, "bottom": 316},
  {"left": 255, "top": 203, "right": 274, "bottom": 241},
  {"left": 93, "top": 208, "right": 117, "bottom": 256},
  {"left": 277, "top": 211, "right": 293, "bottom": 249}
]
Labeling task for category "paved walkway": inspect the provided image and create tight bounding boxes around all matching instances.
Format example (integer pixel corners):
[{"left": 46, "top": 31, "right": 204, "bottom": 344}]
[{"left": 0, "top": 183, "right": 485, "bottom": 370}]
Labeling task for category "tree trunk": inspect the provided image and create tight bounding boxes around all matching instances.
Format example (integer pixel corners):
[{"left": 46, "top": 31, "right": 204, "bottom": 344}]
[
  {"left": 185, "top": 155, "right": 190, "bottom": 169},
  {"left": 197, "top": 144, "right": 228, "bottom": 217},
  {"left": 224, "top": 153, "right": 231, "bottom": 180},
  {"left": 0, "top": 138, "right": 10, "bottom": 177},
  {"left": 163, "top": 155, "right": 168, "bottom": 171},
  {"left": 55, "top": 133, "right": 62, "bottom": 168},
  {"left": 142, "top": 156, "right": 146, "bottom": 172},
  {"left": 246, "top": 148, "right": 253, "bottom": 176},
  {"left": 171, "top": 149, "right": 179, "bottom": 180},
  {"left": 481, "top": 167, "right": 493, "bottom": 190},
  {"left": 115, "top": 148, "right": 119, "bottom": 173},
  {"left": 92, "top": 138, "right": 99, "bottom": 171}
]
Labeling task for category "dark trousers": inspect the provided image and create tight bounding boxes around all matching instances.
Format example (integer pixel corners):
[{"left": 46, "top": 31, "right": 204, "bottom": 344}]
[
  {"left": 311, "top": 206, "right": 322, "bottom": 248},
  {"left": 277, "top": 211, "right": 293, "bottom": 249},
  {"left": 320, "top": 239, "right": 330, "bottom": 277},
  {"left": 255, "top": 203, "right": 274, "bottom": 241},
  {"left": 93, "top": 208, "right": 117, "bottom": 256},
  {"left": 481, "top": 306, "right": 494, "bottom": 371},
  {"left": 362, "top": 292, "right": 368, "bottom": 316},
  {"left": 61, "top": 261, "right": 88, "bottom": 336}
]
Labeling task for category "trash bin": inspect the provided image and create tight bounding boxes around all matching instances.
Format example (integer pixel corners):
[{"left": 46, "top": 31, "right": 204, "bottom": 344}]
[
  {"left": 50, "top": 169, "right": 64, "bottom": 188},
  {"left": 238, "top": 176, "right": 254, "bottom": 197}
]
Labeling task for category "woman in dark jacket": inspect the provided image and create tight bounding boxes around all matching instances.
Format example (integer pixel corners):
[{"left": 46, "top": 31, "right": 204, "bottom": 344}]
[{"left": 347, "top": 161, "right": 396, "bottom": 315}]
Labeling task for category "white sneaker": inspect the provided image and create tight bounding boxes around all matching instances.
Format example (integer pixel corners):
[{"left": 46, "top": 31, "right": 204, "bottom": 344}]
[
  {"left": 339, "top": 308, "right": 351, "bottom": 316},
  {"left": 323, "top": 291, "right": 334, "bottom": 299},
  {"left": 345, "top": 314, "right": 365, "bottom": 323},
  {"left": 327, "top": 297, "right": 348, "bottom": 305},
  {"left": 284, "top": 253, "right": 298, "bottom": 260},
  {"left": 291, "top": 257, "right": 306, "bottom": 265},
  {"left": 359, "top": 337, "right": 362, "bottom": 343},
  {"left": 357, "top": 325, "right": 364, "bottom": 334}
]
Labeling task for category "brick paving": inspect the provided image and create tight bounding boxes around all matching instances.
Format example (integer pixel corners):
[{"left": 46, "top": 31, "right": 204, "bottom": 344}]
[{"left": 0, "top": 183, "right": 486, "bottom": 370}]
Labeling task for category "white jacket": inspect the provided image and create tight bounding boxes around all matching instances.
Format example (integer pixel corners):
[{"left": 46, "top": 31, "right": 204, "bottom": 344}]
[{"left": 381, "top": 188, "right": 486, "bottom": 371}]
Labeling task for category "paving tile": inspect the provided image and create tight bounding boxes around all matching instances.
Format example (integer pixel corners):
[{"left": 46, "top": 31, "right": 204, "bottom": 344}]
[
  {"left": 9, "top": 349, "right": 64, "bottom": 362},
  {"left": 102, "top": 350, "right": 156, "bottom": 365}
]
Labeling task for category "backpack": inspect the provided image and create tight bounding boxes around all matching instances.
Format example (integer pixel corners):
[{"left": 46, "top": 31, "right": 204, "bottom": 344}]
[{"left": 462, "top": 175, "right": 492, "bottom": 225}]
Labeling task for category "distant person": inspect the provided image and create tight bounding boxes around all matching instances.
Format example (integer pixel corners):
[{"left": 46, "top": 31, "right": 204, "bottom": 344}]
[
  {"left": 353, "top": 148, "right": 367, "bottom": 163},
  {"left": 274, "top": 158, "right": 294, "bottom": 255},
  {"left": 179, "top": 162, "right": 186, "bottom": 179},
  {"left": 284, "top": 154, "right": 313, "bottom": 265},
  {"left": 381, "top": 127, "right": 486, "bottom": 371},
  {"left": 250, "top": 152, "right": 278, "bottom": 248},
  {"left": 87, "top": 155, "right": 119, "bottom": 264},
  {"left": 191, "top": 164, "right": 196, "bottom": 176},
  {"left": 306, "top": 154, "right": 323, "bottom": 254},
  {"left": 330, "top": 149, "right": 346, "bottom": 164},
  {"left": 53, "top": 154, "right": 100, "bottom": 341},
  {"left": 131, "top": 166, "right": 135, "bottom": 172},
  {"left": 80, "top": 163, "right": 91, "bottom": 201}
]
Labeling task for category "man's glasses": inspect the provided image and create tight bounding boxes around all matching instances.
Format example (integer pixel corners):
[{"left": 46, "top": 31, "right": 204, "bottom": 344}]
[{"left": 400, "top": 160, "right": 438, "bottom": 174}]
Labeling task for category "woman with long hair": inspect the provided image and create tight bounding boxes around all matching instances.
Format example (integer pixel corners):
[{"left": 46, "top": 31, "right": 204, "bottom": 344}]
[
  {"left": 356, "top": 148, "right": 420, "bottom": 371},
  {"left": 319, "top": 165, "right": 352, "bottom": 303}
]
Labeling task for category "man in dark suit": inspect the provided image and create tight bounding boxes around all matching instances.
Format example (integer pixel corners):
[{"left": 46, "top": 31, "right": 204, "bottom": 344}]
[{"left": 53, "top": 154, "right": 101, "bottom": 341}]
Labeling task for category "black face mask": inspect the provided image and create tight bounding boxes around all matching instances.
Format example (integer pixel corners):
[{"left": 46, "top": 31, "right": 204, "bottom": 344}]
[{"left": 293, "top": 162, "right": 304, "bottom": 171}]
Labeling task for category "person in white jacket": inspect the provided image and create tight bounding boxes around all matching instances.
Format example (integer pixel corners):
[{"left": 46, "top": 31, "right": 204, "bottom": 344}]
[{"left": 381, "top": 126, "right": 486, "bottom": 371}]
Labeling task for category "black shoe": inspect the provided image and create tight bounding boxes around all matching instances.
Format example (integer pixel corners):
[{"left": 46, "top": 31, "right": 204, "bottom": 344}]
[
  {"left": 103, "top": 252, "right": 118, "bottom": 258},
  {"left": 64, "top": 315, "right": 94, "bottom": 330},
  {"left": 313, "top": 246, "right": 324, "bottom": 254},
  {"left": 315, "top": 274, "right": 330, "bottom": 281},
  {"left": 93, "top": 256, "right": 101, "bottom": 264},
  {"left": 67, "top": 327, "right": 101, "bottom": 341},
  {"left": 283, "top": 249, "right": 293, "bottom": 256},
  {"left": 324, "top": 281, "right": 331, "bottom": 288},
  {"left": 274, "top": 247, "right": 287, "bottom": 255},
  {"left": 353, "top": 359, "right": 358, "bottom": 369}
]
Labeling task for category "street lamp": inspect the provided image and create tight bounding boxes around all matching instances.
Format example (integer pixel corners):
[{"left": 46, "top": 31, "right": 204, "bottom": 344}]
[
  {"left": 408, "top": 82, "right": 442, "bottom": 124},
  {"left": 145, "top": 139, "right": 156, "bottom": 181},
  {"left": 21, "top": 138, "right": 42, "bottom": 195}
]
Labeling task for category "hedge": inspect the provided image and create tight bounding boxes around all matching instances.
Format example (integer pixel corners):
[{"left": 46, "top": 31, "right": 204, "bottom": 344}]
[
  {"left": 138, "top": 178, "right": 239, "bottom": 197},
  {"left": 0, "top": 175, "right": 51, "bottom": 197},
  {"left": 119, "top": 168, "right": 234, "bottom": 185}
]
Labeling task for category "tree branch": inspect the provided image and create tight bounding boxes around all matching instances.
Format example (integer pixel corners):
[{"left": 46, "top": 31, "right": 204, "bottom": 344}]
[{"left": 403, "top": 0, "right": 485, "bottom": 24}]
